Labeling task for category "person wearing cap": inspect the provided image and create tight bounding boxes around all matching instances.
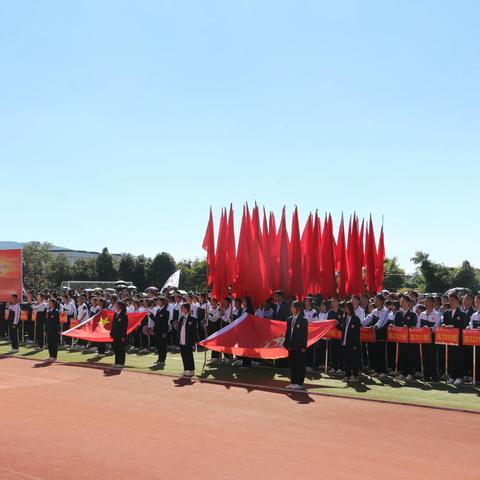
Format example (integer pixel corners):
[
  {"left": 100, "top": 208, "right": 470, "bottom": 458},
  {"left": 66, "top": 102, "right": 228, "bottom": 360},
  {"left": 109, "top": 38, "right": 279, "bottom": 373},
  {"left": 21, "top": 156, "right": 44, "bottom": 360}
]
[
  {"left": 284, "top": 300, "right": 308, "bottom": 389},
  {"left": 178, "top": 303, "right": 197, "bottom": 377}
]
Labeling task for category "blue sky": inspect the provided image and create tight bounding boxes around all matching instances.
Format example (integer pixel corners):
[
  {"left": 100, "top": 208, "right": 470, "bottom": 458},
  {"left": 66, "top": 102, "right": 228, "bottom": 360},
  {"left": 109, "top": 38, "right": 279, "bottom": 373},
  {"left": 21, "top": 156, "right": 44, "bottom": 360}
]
[{"left": 1, "top": 1, "right": 479, "bottom": 272}]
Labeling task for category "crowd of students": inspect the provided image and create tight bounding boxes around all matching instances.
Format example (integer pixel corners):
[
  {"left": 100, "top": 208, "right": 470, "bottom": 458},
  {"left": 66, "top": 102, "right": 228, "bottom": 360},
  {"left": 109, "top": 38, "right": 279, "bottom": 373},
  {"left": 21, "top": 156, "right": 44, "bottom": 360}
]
[{"left": 1, "top": 287, "right": 479, "bottom": 388}]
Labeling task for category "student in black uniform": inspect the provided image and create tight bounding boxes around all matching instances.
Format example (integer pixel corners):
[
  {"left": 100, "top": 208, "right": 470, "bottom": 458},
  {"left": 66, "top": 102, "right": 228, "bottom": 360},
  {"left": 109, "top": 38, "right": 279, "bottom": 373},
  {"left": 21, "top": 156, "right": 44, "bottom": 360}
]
[
  {"left": 327, "top": 297, "right": 345, "bottom": 374},
  {"left": 196, "top": 293, "right": 208, "bottom": 342},
  {"left": 111, "top": 301, "right": 128, "bottom": 368},
  {"left": 45, "top": 298, "right": 61, "bottom": 362},
  {"left": 284, "top": 300, "right": 308, "bottom": 390},
  {"left": 153, "top": 297, "right": 169, "bottom": 367},
  {"left": 273, "top": 291, "right": 290, "bottom": 321},
  {"left": 394, "top": 295, "right": 418, "bottom": 381},
  {"left": 337, "top": 301, "right": 362, "bottom": 382},
  {"left": 7, "top": 294, "right": 21, "bottom": 354},
  {"left": 441, "top": 293, "right": 468, "bottom": 385},
  {"left": 31, "top": 293, "right": 48, "bottom": 349},
  {"left": 178, "top": 303, "right": 197, "bottom": 377}
]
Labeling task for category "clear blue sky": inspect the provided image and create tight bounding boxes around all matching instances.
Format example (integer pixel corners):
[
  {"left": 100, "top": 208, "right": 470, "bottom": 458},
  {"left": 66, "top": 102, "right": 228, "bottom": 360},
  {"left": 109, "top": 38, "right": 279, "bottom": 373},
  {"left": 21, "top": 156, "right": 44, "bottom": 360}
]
[{"left": 1, "top": 1, "right": 479, "bottom": 272}]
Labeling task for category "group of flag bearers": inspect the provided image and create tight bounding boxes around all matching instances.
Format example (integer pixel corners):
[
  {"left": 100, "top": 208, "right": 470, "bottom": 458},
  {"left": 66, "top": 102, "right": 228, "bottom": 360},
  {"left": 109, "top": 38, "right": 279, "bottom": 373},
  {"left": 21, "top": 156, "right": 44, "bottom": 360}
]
[{"left": 1, "top": 288, "right": 480, "bottom": 388}]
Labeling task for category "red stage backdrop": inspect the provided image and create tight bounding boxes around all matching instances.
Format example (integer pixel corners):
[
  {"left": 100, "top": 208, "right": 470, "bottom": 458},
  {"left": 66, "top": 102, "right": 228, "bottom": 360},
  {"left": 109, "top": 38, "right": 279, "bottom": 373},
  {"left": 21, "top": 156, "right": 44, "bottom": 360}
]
[
  {"left": 199, "top": 313, "right": 336, "bottom": 359},
  {"left": 203, "top": 205, "right": 385, "bottom": 305},
  {"left": 62, "top": 310, "right": 147, "bottom": 342},
  {"left": 0, "top": 249, "right": 23, "bottom": 302}
]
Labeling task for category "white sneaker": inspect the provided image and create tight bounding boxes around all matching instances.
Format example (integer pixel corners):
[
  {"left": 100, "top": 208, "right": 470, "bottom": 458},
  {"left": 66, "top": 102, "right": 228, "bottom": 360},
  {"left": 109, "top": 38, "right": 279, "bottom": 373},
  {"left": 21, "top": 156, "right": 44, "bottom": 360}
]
[
  {"left": 97, "top": 354, "right": 105, "bottom": 358},
  {"left": 8, "top": 349, "right": 18, "bottom": 354},
  {"left": 113, "top": 364, "right": 124, "bottom": 368},
  {"left": 454, "top": 378, "right": 463, "bottom": 386},
  {"left": 290, "top": 384, "right": 303, "bottom": 390},
  {"left": 47, "top": 357, "right": 56, "bottom": 362},
  {"left": 342, "top": 377, "right": 348, "bottom": 382},
  {"left": 336, "top": 369, "right": 343, "bottom": 374},
  {"left": 349, "top": 376, "right": 359, "bottom": 382},
  {"left": 182, "top": 370, "right": 194, "bottom": 377},
  {"left": 406, "top": 374, "right": 414, "bottom": 381},
  {"left": 398, "top": 374, "right": 406, "bottom": 381},
  {"left": 153, "top": 361, "right": 165, "bottom": 367},
  {"left": 285, "top": 384, "right": 294, "bottom": 389},
  {"left": 379, "top": 373, "right": 389, "bottom": 380},
  {"left": 447, "top": 377, "right": 455, "bottom": 385}
]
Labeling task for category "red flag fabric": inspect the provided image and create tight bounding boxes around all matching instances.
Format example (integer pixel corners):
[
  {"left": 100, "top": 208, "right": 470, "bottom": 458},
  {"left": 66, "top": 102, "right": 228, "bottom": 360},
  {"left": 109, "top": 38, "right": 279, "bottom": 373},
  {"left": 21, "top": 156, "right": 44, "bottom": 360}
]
[
  {"left": 320, "top": 214, "right": 336, "bottom": 298},
  {"left": 365, "top": 215, "right": 377, "bottom": 295},
  {"left": 375, "top": 225, "right": 385, "bottom": 292},
  {"left": 62, "top": 310, "right": 147, "bottom": 342},
  {"left": 202, "top": 208, "right": 216, "bottom": 285},
  {"left": 347, "top": 215, "right": 364, "bottom": 296},
  {"left": 300, "top": 213, "right": 313, "bottom": 294},
  {"left": 233, "top": 206, "right": 251, "bottom": 300},
  {"left": 199, "top": 313, "right": 336, "bottom": 359},
  {"left": 226, "top": 204, "right": 236, "bottom": 287},
  {"left": 212, "top": 209, "right": 228, "bottom": 299},
  {"left": 289, "top": 207, "right": 304, "bottom": 299},
  {"left": 358, "top": 218, "right": 365, "bottom": 268},
  {"left": 308, "top": 212, "right": 322, "bottom": 293},
  {"left": 336, "top": 215, "right": 347, "bottom": 298},
  {"left": 272, "top": 207, "right": 290, "bottom": 293}
]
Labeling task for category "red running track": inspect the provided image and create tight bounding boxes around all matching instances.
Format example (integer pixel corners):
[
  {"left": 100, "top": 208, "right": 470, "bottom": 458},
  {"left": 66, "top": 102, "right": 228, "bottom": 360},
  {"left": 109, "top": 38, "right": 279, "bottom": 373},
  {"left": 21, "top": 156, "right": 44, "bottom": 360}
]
[{"left": 0, "top": 357, "right": 479, "bottom": 480}]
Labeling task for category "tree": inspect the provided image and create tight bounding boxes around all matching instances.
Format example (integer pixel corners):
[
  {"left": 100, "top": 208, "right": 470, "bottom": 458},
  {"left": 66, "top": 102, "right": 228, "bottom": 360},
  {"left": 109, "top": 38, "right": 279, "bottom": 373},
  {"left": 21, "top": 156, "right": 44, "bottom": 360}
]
[
  {"left": 72, "top": 258, "right": 97, "bottom": 281},
  {"left": 177, "top": 258, "right": 207, "bottom": 292},
  {"left": 452, "top": 260, "right": 479, "bottom": 292},
  {"left": 23, "top": 242, "right": 53, "bottom": 289},
  {"left": 48, "top": 254, "right": 72, "bottom": 287},
  {"left": 149, "top": 252, "right": 176, "bottom": 287},
  {"left": 118, "top": 254, "right": 136, "bottom": 283},
  {"left": 132, "top": 255, "right": 152, "bottom": 291},
  {"left": 96, "top": 247, "right": 116, "bottom": 280},
  {"left": 411, "top": 251, "right": 454, "bottom": 293},
  {"left": 382, "top": 257, "right": 406, "bottom": 291}
]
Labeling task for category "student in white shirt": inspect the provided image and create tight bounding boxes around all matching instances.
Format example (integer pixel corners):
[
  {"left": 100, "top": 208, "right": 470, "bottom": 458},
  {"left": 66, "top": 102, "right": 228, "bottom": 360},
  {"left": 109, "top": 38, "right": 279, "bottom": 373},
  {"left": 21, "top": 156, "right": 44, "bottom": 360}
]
[
  {"left": 417, "top": 296, "right": 441, "bottom": 381},
  {"left": 7, "top": 294, "right": 21, "bottom": 353}
]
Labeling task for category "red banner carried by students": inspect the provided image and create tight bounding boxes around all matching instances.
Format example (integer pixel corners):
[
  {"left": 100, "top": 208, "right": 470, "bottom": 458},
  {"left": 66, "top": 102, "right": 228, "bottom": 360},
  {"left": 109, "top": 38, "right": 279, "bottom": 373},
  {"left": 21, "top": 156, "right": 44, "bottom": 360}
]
[
  {"left": 463, "top": 329, "right": 480, "bottom": 346},
  {"left": 199, "top": 314, "right": 336, "bottom": 359},
  {"left": 0, "top": 249, "right": 23, "bottom": 302},
  {"left": 62, "top": 309, "right": 147, "bottom": 342}
]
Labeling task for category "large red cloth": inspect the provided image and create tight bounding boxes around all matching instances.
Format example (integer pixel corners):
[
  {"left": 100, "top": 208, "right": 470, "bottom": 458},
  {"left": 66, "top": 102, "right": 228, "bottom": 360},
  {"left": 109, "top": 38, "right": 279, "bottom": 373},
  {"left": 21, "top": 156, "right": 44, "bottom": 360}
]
[
  {"left": 199, "top": 314, "right": 336, "bottom": 359},
  {"left": 62, "top": 310, "right": 147, "bottom": 343},
  {"left": 0, "top": 249, "right": 23, "bottom": 302}
]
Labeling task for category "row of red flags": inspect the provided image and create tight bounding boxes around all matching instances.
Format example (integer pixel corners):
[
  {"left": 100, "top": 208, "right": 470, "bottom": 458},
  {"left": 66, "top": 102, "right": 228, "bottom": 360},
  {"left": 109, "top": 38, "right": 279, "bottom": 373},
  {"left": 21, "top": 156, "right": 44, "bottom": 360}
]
[{"left": 202, "top": 204, "right": 385, "bottom": 307}]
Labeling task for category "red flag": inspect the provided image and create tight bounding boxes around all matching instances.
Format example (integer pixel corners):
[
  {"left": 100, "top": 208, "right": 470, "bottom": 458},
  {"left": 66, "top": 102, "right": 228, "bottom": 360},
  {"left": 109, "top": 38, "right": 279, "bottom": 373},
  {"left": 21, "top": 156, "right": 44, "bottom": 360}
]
[
  {"left": 301, "top": 213, "right": 313, "bottom": 295},
  {"left": 262, "top": 207, "right": 273, "bottom": 292},
  {"left": 320, "top": 214, "right": 336, "bottom": 298},
  {"left": 233, "top": 206, "right": 250, "bottom": 300},
  {"left": 365, "top": 215, "right": 377, "bottom": 295},
  {"left": 212, "top": 208, "right": 228, "bottom": 299},
  {"left": 63, "top": 310, "right": 147, "bottom": 342},
  {"left": 347, "top": 215, "right": 364, "bottom": 296},
  {"left": 289, "top": 207, "right": 304, "bottom": 299},
  {"left": 0, "top": 249, "right": 23, "bottom": 301},
  {"left": 199, "top": 313, "right": 336, "bottom": 359},
  {"left": 336, "top": 214, "right": 347, "bottom": 298},
  {"left": 226, "top": 204, "right": 236, "bottom": 287},
  {"left": 308, "top": 212, "right": 322, "bottom": 293},
  {"left": 375, "top": 225, "right": 385, "bottom": 293},
  {"left": 273, "top": 207, "right": 289, "bottom": 293},
  {"left": 358, "top": 218, "right": 365, "bottom": 268},
  {"left": 202, "top": 208, "right": 216, "bottom": 286}
]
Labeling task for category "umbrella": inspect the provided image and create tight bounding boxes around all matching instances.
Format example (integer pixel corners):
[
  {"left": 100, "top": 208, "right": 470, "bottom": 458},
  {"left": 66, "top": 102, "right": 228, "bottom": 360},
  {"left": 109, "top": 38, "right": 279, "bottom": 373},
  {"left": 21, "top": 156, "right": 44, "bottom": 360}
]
[{"left": 145, "top": 286, "right": 159, "bottom": 292}]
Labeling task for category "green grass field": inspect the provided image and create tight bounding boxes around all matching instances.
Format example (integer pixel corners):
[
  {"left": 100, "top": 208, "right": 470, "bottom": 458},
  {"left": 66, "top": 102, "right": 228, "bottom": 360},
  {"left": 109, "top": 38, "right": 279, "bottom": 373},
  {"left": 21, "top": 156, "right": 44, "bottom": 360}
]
[{"left": 2, "top": 341, "right": 479, "bottom": 412}]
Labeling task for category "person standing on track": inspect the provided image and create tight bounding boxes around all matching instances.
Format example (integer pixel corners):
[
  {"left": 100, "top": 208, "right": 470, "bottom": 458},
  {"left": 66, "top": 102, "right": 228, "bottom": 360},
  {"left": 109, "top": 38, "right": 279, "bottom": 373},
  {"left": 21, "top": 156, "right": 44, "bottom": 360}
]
[
  {"left": 111, "top": 301, "right": 128, "bottom": 368},
  {"left": 7, "top": 293, "right": 21, "bottom": 354},
  {"left": 284, "top": 300, "right": 308, "bottom": 390},
  {"left": 153, "top": 297, "right": 169, "bottom": 367},
  {"left": 178, "top": 302, "right": 197, "bottom": 377},
  {"left": 45, "top": 298, "right": 61, "bottom": 362}
]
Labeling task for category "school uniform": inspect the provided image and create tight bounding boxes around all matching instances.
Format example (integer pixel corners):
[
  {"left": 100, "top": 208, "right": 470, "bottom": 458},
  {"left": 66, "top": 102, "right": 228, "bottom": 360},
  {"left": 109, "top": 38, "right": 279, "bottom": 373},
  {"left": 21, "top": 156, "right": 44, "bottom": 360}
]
[
  {"left": 394, "top": 309, "right": 418, "bottom": 376},
  {"left": 197, "top": 303, "right": 208, "bottom": 341},
  {"left": 284, "top": 312, "right": 308, "bottom": 386},
  {"left": 363, "top": 306, "right": 390, "bottom": 374},
  {"left": 61, "top": 301, "right": 76, "bottom": 346},
  {"left": 468, "top": 312, "right": 480, "bottom": 380},
  {"left": 327, "top": 309, "right": 345, "bottom": 371},
  {"left": 178, "top": 313, "right": 197, "bottom": 372},
  {"left": 274, "top": 301, "right": 290, "bottom": 321},
  {"left": 463, "top": 306, "right": 476, "bottom": 378},
  {"left": 206, "top": 304, "right": 222, "bottom": 359},
  {"left": 441, "top": 308, "right": 468, "bottom": 380},
  {"left": 153, "top": 306, "right": 169, "bottom": 364},
  {"left": 7, "top": 303, "right": 21, "bottom": 350},
  {"left": 417, "top": 309, "right": 441, "bottom": 380},
  {"left": 31, "top": 301, "right": 48, "bottom": 348},
  {"left": 337, "top": 314, "right": 362, "bottom": 378},
  {"left": 304, "top": 309, "right": 319, "bottom": 369},
  {"left": 45, "top": 307, "right": 60, "bottom": 359},
  {"left": 110, "top": 311, "right": 128, "bottom": 366}
]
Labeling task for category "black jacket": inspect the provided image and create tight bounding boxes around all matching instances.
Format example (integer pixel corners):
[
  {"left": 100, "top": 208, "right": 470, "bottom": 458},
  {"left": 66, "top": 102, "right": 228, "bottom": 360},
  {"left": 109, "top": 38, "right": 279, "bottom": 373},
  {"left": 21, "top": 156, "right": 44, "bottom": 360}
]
[
  {"left": 394, "top": 310, "right": 417, "bottom": 327},
  {"left": 154, "top": 307, "right": 170, "bottom": 336},
  {"left": 337, "top": 315, "right": 361, "bottom": 347},
  {"left": 284, "top": 313, "right": 308, "bottom": 351},
  {"left": 110, "top": 311, "right": 128, "bottom": 340},
  {"left": 178, "top": 314, "right": 198, "bottom": 347},
  {"left": 442, "top": 308, "right": 468, "bottom": 329},
  {"left": 46, "top": 308, "right": 60, "bottom": 334},
  {"left": 274, "top": 301, "right": 291, "bottom": 321}
]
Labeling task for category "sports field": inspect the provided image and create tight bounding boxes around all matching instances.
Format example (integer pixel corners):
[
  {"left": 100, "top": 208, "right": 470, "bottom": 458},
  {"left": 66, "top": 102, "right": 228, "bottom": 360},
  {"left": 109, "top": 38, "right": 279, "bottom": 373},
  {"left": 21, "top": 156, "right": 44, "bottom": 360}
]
[
  {"left": 1, "top": 341, "right": 479, "bottom": 412},
  {"left": 1, "top": 355, "right": 479, "bottom": 480}
]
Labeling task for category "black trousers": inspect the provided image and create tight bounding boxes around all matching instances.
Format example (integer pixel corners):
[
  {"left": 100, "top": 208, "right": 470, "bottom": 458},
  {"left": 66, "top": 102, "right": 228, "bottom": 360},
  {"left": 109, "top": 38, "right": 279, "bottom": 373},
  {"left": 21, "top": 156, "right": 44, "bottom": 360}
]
[
  {"left": 97, "top": 343, "right": 106, "bottom": 354},
  {"left": 373, "top": 341, "right": 387, "bottom": 374},
  {"left": 46, "top": 331, "right": 58, "bottom": 359},
  {"left": 207, "top": 321, "right": 221, "bottom": 359},
  {"left": 36, "top": 319, "right": 45, "bottom": 348},
  {"left": 156, "top": 334, "right": 167, "bottom": 363},
  {"left": 399, "top": 343, "right": 416, "bottom": 376},
  {"left": 180, "top": 345, "right": 195, "bottom": 371},
  {"left": 447, "top": 345, "right": 465, "bottom": 379},
  {"left": 288, "top": 349, "right": 306, "bottom": 385},
  {"left": 330, "top": 339, "right": 342, "bottom": 370},
  {"left": 421, "top": 343, "right": 437, "bottom": 380},
  {"left": 112, "top": 338, "right": 126, "bottom": 365},
  {"left": 9, "top": 321, "right": 19, "bottom": 349},
  {"left": 342, "top": 344, "right": 361, "bottom": 377}
]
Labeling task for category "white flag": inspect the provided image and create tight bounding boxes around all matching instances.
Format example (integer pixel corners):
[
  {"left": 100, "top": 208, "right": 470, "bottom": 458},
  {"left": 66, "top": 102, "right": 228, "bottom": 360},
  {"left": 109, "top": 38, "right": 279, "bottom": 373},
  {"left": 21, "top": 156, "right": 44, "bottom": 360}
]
[{"left": 161, "top": 269, "right": 181, "bottom": 292}]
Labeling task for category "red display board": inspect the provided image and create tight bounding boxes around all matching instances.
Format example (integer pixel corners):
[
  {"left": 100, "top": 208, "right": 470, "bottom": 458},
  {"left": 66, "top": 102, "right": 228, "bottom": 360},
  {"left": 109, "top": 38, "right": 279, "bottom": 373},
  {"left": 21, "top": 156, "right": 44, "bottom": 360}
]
[
  {"left": 360, "top": 327, "right": 376, "bottom": 343},
  {"left": 387, "top": 326, "right": 409, "bottom": 343},
  {"left": 323, "top": 325, "right": 342, "bottom": 340},
  {"left": 0, "top": 249, "right": 23, "bottom": 302},
  {"left": 409, "top": 327, "right": 431, "bottom": 344},
  {"left": 462, "top": 329, "right": 480, "bottom": 347},
  {"left": 435, "top": 327, "right": 459, "bottom": 346}
]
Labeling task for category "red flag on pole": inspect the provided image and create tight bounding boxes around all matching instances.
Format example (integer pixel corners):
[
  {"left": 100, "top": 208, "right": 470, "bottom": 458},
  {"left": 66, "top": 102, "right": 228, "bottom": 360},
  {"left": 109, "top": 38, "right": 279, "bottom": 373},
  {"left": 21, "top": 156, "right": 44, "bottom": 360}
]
[
  {"left": 365, "top": 215, "right": 377, "bottom": 295},
  {"left": 273, "top": 207, "right": 290, "bottom": 293},
  {"left": 226, "top": 204, "right": 236, "bottom": 287},
  {"left": 289, "top": 206, "right": 304, "bottom": 299},
  {"left": 320, "top": 214, "right": 336, "bottom": 298},
  {"left": 202, "top": 207, "right": 216, "bottom": 286},
  {"left": 212, "top": 208, "right": 228, "bottom": 299},
  {"left": 375, "top": 224, "right": 385, "bottom": 292},
  {"left": 336, "top": 214, "right": 347, "bottom": 298}
]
